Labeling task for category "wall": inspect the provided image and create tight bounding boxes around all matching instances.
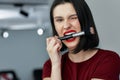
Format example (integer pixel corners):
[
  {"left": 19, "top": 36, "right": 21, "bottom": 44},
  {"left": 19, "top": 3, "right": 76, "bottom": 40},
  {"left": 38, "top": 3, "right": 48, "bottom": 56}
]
[
  {"left": 86, "top": 0, "right": 120, "bottom": 55},
  {"left": 0, "top": 29, "right": 51, "bottom": 80}
]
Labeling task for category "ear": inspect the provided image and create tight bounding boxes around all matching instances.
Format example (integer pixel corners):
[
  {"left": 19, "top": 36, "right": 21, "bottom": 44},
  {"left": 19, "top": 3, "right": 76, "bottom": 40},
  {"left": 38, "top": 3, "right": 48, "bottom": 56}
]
[{"left": 90, "top": 27, "right": 95, "bottom": 34}]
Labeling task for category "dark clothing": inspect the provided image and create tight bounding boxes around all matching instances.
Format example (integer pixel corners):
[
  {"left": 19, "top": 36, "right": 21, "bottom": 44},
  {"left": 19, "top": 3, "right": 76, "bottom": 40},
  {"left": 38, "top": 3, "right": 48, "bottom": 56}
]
[{"left": 42, "top": 49, "right": 120, "bottom": 80}]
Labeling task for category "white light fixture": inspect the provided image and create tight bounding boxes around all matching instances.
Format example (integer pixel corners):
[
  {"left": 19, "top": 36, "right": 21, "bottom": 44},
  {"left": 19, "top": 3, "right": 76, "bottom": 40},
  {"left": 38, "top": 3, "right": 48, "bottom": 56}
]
[
  {"left": 0, "top": 9, "right": 21, "bottom": 19},
  {"left": 37, "top": 22, "right": 50, "bottom": 36},
  {"left": 2, "top": 31, "right": 9, "bottom": 38},
  {"left": 37, "top": 28, "right": 44, "bottom": 36}
]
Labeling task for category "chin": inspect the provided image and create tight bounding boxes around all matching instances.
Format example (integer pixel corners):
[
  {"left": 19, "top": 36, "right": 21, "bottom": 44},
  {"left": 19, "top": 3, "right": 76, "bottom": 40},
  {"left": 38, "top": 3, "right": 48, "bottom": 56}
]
[{"left": 67, "top": 44, "right": 77, "bottom": 50}]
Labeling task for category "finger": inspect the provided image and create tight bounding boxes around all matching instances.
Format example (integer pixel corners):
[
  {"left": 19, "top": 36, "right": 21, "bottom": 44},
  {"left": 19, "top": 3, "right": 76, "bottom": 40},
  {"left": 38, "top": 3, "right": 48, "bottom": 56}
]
[
  {"left": 46, "top": 37, "right": 55, "bottom": 47},
  {"left": 46, "top": 37, "right": 57, "bottom": 51},
  {"left": 56, "top": 39, "right": 62, "bottom": 50},
  {"left": 58, "top": 43, "right": 62, "bottom": 51},
  {"left": 46, "top": 36, "right": 62, "bottom": 52},
  {"left": 46, "top": 37, "right": 51, "bottom": 46},
  {"left": 54, "top": 39, "right": 62, "bottom": 52},
  {"left": 54, "top": 42, "right": 61, "bottom": 52}
]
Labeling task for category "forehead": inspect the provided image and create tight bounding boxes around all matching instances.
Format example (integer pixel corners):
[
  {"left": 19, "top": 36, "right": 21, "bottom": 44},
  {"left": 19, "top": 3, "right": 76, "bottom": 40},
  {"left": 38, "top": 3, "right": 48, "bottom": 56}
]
[{"left": 53, "top": 3, "right": 76, "bottom": 17}]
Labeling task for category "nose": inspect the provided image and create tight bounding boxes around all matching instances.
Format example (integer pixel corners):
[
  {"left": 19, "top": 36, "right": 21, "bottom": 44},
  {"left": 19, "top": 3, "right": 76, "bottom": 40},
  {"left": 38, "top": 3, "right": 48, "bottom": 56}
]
[{"left": 63, "top": 20, "right": 71, "bottom": 30}]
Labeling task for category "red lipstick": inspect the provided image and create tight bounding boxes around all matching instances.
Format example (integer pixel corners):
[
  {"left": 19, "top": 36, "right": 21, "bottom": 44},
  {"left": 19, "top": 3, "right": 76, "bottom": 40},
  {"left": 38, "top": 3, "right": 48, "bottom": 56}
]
[{"left": 64, "top": 30, "right": 76, "bottom": 35}]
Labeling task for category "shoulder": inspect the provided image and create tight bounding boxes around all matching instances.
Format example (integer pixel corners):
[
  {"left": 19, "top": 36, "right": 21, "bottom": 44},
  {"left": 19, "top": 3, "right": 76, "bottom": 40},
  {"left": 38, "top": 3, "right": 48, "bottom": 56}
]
[
  {"left": 42, "top": 59, "right": 51, "bottom": 78},
  {"left": 91, "top": 49, "right": 120, "bottom": 79},
  {"left": 43, "top": 52, "right": 68, "bottom": 67},
  {"left": 94, "top": 48, "right": 120, "bottom": 68},
  {"left": 43, "top": 59, "right": 51, "bottom": 68},
  {"left": 97, "top": 48, "right": 120, "bottom": 67},
  {"left": 98, "top": 48, "right": 120, "bottom": 58}
]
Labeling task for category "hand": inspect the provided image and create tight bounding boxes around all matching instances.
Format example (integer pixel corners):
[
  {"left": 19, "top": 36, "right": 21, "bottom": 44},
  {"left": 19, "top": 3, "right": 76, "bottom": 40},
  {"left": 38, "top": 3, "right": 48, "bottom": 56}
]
[{"left": 46, "top": 36, "right": 62, "bottom": 65}]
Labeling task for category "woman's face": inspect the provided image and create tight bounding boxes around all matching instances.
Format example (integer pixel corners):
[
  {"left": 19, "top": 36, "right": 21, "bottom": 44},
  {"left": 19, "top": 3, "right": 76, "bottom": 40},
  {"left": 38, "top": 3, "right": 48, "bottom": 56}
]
[{"left": 53, "top": 3, "right": 81, "bottom": 50}]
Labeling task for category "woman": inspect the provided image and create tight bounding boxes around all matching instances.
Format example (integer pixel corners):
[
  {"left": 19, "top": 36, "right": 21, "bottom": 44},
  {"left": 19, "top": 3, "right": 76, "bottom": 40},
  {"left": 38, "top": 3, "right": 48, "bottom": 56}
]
[{"left": 42, "top": 0, "right": 120, "bottom": 80}]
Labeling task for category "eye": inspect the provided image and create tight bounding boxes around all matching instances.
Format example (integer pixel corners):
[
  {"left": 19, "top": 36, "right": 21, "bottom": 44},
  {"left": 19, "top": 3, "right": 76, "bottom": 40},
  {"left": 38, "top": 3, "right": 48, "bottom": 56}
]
[
  {"left": 70, "top": 16, "right": 78, "bottom": 20},
  {"left": 55, "top": 18, "right": 63, "bottom": 23}
]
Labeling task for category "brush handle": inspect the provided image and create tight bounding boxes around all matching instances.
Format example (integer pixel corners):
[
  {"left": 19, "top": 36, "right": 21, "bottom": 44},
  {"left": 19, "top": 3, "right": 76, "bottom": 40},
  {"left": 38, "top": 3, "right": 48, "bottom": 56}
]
[
  {"left": 72, "top": 31, "right": 85, "bottom": 37},
  {"left": 58, "top": 31, "right": 85, "bottom": 40},
  {"left": 58, "top": 34, "right": 73, "bottom": 40}
]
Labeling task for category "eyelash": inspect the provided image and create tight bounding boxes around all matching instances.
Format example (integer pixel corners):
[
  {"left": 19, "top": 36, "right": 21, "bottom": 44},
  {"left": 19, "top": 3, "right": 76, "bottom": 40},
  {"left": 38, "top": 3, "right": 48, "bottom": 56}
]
[
  {"left": 70, "top": 17, "right": 78, "bottom": 20},
  {"left": 56, "top": 19, "right": 63, "bottom": 22}
]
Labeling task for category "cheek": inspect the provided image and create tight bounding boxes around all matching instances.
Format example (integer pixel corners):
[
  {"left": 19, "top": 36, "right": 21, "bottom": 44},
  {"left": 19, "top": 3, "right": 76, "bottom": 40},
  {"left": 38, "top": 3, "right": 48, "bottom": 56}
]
[
  {"left": 54, "top": 24, "right": 62, "bottom": 36},
  {"left": 72, "top": 20, "right": 81, "bottom": 31}
]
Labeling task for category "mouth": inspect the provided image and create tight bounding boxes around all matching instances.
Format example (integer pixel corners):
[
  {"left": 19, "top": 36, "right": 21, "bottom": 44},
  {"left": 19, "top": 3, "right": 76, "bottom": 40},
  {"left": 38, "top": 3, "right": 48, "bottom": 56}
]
[
  {"left": 63, "top": 30, "right": 77, "bottom": 42},
  {"left": 64, "top": 30, "right": 76, "bottom": 36}
]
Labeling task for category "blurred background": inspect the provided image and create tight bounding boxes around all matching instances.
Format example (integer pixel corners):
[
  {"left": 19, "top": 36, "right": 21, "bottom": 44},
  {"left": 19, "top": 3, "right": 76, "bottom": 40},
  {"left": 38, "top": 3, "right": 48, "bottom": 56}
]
[{"left": 0, "top": 0, "right": 119, "bottom": 80}]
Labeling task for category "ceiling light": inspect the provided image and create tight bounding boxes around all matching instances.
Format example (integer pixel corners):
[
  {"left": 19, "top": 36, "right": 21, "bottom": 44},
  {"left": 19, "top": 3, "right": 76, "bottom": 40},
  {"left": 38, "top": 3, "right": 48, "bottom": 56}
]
[
  {"left": 0, "top": 9, "right": 21, "bottom": 19},
  {"left": 2, "top": 31, "right": 9, "bottom": 38},
  {"left": 37, "top": 28, "right": 44, "bottom": 36}
]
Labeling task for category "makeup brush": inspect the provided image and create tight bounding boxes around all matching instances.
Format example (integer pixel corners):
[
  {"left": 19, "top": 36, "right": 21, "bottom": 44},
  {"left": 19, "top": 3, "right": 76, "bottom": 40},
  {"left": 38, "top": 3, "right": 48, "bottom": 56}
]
[{"left": 58, "top": 31, "right": 85, "bottom": 40}]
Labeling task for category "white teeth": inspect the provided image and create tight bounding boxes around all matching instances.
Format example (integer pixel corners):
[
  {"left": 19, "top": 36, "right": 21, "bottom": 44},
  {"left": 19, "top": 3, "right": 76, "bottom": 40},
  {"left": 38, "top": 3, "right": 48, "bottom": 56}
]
[{"left": 65, "top": 32, "right": 75, "bottom": 35}]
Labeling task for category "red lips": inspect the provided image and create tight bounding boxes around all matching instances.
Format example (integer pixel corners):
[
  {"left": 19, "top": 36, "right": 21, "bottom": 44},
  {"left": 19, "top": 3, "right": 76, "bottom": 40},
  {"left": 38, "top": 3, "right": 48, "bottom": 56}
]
[
  {"left": 64, "top": 30, "right": 76, "bottom": 42},
  {"left": 64, "top": 30, "right": 76, "bottom": 35}
]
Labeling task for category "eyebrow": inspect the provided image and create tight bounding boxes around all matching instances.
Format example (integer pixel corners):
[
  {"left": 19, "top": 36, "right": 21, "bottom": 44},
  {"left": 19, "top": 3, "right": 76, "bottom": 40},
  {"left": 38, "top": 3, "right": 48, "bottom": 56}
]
[
  {"left": 68, "top": 14, "right": 77, "bottom": 18},
  {"left": 54, "top": 14, "right": 77, "bottom": 19},
  {"left": 54, "top": 16, "right": 62, "bottom": 19}
]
